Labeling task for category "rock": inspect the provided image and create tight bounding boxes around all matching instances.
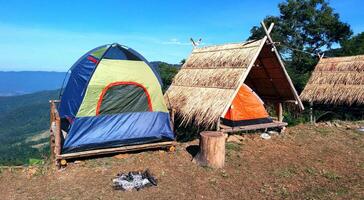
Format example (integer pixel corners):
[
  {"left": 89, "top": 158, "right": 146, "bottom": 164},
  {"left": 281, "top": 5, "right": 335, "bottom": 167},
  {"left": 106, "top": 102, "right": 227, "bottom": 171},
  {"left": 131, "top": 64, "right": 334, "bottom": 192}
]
[
  {"left": 325, "top": 121, "right": 332, "bottom": 127},
  {"left": 345, "top": 125, "right": 352, "bottom": 130},
  {"left": 268, "top": 131, "right": 279, "bottom": 135},
  {"left": 260, "top": 133, "right": 271, "bottom": 140}
]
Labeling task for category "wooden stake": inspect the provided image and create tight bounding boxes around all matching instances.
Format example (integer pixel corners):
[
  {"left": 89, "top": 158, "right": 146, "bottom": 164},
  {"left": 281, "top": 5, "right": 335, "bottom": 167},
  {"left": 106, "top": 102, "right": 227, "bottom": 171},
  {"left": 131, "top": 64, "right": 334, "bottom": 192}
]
[{"left": 193, "top": 131, "right": 225, "bottom": 168}]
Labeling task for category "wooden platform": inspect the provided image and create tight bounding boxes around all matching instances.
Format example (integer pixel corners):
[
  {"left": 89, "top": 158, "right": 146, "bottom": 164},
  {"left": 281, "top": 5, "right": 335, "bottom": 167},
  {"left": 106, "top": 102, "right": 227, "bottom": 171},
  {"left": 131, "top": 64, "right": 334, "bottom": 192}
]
[
  {"left": 57, "top": 141, "right": 176, "bottom": 160},
  {"left": 220, "top": 121, "right": 287, "bottom": 133}
]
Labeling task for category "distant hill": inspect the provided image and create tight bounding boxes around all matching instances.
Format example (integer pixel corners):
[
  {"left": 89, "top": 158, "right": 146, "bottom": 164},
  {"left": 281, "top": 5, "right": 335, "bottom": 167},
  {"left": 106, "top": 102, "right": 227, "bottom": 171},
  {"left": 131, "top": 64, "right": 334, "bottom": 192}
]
[
  {"left": 0, "top": 63, "right": 179, "bottom": 96},
  {"left": 150, "top": 61, "right": 181, "bottom": 69},
  {"left": 0, "top": 71, "right": 66, "bottom": 96},
  {"left": 0, "top": 90, "right": 59, "bottom": 165}
]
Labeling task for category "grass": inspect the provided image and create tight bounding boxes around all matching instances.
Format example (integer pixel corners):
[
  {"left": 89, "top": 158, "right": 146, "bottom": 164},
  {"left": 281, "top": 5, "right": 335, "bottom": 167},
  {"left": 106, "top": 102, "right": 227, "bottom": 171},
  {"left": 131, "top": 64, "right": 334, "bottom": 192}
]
[
  {"left": 304, "top": 167, "right": 318, "bottom": 175},
  {"left": 315, "top": 127, "right": 332, "bottom": 136},
  {"left": 220, "top": 169, "right": 228, "bottom": 178},
  {"left": 275, "top": 166, "right": 298, "bottom": 178},
  {"left": 225, "top": 142, "right": 241, "bottom": 151},
  {"left": 321, "top": 170, "right": 341, "bottom": 181},
  {"left": 277, "top": 185, "right": 290, "bottom": 198}
]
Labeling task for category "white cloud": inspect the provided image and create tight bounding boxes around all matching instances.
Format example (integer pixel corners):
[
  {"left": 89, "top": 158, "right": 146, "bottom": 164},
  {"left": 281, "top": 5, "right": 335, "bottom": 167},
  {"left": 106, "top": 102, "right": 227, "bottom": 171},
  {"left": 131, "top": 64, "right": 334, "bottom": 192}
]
[{"left": 161, "top": 38, "right": 191, "bottom": 46}]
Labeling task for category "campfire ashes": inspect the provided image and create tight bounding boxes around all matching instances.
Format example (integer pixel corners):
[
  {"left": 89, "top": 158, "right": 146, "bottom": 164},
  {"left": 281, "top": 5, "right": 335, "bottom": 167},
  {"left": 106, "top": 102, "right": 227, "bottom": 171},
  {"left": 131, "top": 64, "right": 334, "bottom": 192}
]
[{"left": 112, "top": 169, "right": 157, "bottom": 191}]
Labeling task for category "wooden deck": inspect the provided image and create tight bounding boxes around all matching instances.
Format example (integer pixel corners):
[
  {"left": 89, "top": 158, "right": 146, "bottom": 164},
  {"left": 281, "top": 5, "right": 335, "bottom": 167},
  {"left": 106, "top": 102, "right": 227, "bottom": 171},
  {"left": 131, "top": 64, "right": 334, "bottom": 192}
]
[
  {"left": 57, "top": 141, "right": 176, "bottom": 160},
  {"left": 220, "top": 121, "right": 287, "bottom": 133}
]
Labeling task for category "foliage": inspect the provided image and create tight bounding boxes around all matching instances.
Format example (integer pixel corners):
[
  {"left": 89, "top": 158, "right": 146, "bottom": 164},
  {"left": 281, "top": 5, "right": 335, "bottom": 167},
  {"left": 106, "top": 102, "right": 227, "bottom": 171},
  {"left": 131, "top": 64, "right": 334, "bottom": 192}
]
[
  {"left": 29, "top": 158, "right": 44, "bottom": 165},
  {"left": 326, "top": 32, "right": 364, "bottom": 56},
  {"left": 157, "top": 62, "right": 180, "bottom": 91},
  {"left": 249, "top": 0, "right": 352, "bottom": 92},
  {"left": 0, "top": 90, "right": 58, "bottom": 165}
]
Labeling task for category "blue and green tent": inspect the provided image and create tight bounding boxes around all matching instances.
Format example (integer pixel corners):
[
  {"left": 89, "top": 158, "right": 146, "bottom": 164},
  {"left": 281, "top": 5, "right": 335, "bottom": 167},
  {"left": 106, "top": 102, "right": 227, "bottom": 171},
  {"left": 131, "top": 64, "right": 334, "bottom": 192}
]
[{"left": 58, "top": 43, "right": 174, "bottom": 153}]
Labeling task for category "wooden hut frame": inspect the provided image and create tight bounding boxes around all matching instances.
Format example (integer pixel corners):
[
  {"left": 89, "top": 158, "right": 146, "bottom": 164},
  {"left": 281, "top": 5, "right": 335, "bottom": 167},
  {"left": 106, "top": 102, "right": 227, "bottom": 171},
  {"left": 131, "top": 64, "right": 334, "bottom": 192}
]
[
  {"left": 165, "top": 22, "right": 303, "bottom": 132},
  {"left": 49, "top": 100, "right": 176, "bottom": 167}
]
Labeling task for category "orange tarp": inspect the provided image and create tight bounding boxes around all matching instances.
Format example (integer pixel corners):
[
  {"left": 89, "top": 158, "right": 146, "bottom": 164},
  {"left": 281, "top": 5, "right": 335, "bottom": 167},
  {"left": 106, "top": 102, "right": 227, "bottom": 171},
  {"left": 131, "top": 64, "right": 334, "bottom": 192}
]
[{"left": 224, "top": 84, "right": 269, "bottom": 121}]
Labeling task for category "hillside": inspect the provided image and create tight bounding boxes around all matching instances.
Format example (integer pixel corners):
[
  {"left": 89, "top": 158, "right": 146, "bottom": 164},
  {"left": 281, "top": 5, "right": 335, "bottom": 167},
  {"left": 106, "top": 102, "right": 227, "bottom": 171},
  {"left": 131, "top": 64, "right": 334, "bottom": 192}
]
[
  {"left": 0, "top": 122, "right": 363, "bottom": 199},
  {"left": 0, "top": 90, "right": 59, "bottom": 165},
  {"left": 0, "top": 71, "right": 66, "bottom": 96}
]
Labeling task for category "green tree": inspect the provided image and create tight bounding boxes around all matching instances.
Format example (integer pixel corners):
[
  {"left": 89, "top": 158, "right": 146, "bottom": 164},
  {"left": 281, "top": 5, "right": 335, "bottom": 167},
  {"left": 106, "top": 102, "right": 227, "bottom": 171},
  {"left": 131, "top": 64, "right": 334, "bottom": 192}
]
[
  {"left": 249, "top": 0, "right": 352, "bottom": 91},
  {"left": 158, "top": 62, "right": 180, "bottom": 91},
  {"left": 327, "top": 32, "right": 364, "bottom": 56}
]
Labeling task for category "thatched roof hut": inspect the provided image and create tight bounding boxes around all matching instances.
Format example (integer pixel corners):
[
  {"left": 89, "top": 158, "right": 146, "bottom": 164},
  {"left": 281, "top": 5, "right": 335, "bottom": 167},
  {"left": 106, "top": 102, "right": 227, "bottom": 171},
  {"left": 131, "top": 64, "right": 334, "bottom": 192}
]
[
  {"left": 165, "top": 24, "right": 303, "bottom": 128},
  {"left": 300, "top": 55, "right": 364, "bottom": 106}
]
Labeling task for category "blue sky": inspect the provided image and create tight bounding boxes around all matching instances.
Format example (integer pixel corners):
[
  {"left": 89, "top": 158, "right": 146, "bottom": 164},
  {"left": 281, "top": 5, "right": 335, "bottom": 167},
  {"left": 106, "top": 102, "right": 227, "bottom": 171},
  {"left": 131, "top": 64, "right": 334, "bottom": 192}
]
[{"left": 0, "top": 0, "right": 362, "bottom": 71}]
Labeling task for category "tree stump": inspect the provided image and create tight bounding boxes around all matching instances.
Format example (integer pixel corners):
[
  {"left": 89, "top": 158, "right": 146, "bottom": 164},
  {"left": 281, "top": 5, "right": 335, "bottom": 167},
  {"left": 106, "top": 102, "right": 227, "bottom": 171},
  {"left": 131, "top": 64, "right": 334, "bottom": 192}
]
[{"left": 193, "top": 131, "right": 226, "bottom": 168}]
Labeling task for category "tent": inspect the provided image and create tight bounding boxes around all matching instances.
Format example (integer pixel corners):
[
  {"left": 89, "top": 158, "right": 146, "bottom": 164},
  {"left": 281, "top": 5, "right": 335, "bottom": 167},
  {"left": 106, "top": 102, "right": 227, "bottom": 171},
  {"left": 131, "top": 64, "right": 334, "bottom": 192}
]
[
  {"left": 58, "top": 43, "right": 174, "bottom": 153},
  {"left": 165, "top": 23, "right": 303, "bottom": 131},
  {"left": 222, "top": 83, "right": 272, "bottom": 127}
]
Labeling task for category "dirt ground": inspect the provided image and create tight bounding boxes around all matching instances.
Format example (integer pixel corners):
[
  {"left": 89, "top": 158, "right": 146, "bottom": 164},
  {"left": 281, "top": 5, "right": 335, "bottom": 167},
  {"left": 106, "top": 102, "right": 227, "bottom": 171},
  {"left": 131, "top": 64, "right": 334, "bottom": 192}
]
[{"left": 1, "top": 121, "right": 363, "bottom": 200}]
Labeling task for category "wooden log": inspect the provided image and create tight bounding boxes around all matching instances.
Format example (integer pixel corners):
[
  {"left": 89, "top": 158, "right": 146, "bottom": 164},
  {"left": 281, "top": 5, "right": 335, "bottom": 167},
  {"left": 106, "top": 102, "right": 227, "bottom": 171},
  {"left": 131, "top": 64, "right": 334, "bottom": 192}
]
[
  {"left": 58, "top": 141, "right": 176, "bottom": 160},
  {"left": 220, "top": 121, "right": 287, "bottom": 133},
  {"left": 194, "top": 131, "right": 225, "bottom": 168}
]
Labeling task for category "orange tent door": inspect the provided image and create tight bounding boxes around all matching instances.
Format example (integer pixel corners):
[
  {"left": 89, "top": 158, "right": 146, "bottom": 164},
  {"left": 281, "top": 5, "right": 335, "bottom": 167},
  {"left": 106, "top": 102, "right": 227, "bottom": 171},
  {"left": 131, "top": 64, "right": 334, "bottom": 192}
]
[{"left": 222, "top": 84, "right": 272, "bottom": 127}]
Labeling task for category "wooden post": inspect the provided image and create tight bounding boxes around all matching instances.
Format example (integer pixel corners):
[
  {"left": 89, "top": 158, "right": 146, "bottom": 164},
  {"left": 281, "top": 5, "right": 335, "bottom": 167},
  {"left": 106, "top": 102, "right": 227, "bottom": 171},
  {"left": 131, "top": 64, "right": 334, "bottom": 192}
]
[
  {"left": 193, "top": 131, "right": 225, "bottom": 168},
  {"left": 275, "top": 102, "right": 283, "bottom": 122},
  {"left": 50, "top": 122, "right": 56, "bottom": 161},
  {"left": 49, "top": 101, "right": 55, "bottom": 160},
  {"left": 310, "top": 101, "right": 313, "bottom": 124},
  {"left": 55, "top": 116, "right": 61, "bottom": 157},
  {"left": 170, "top": 108, "right": 175, "bottom": 132},
  {"left": 49, "top": 100, "right": 62, "bottom": 167}
]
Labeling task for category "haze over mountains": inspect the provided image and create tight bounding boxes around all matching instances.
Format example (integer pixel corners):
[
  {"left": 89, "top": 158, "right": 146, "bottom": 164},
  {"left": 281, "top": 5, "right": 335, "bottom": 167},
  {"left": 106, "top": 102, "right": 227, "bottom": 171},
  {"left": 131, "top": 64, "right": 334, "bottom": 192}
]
[
  {"left": 0, "top": 71, "right": 66, "bottom": 96},
  {"left": 0, "top": 62, "right": 179, "bottom": 96}
]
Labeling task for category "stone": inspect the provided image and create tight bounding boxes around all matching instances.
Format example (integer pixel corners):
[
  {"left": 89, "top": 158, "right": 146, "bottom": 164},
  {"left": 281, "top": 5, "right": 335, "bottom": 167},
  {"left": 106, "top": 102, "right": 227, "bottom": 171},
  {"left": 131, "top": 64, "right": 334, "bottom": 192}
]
[{"left": 268, "top": 130, "right": 279, "bottom": 135}]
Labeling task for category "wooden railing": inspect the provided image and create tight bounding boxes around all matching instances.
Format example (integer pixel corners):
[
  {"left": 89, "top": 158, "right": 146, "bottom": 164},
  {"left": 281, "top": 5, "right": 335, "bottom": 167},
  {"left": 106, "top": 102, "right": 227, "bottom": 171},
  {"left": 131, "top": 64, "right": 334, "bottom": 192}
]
[{"left": 49, "top": 100, "right": 61, "bottom": 167}]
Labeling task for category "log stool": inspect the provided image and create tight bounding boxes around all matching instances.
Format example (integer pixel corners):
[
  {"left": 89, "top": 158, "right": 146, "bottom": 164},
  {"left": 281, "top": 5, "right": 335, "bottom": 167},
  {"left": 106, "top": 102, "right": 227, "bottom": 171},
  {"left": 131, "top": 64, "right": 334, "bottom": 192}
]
[{"left": 193, "top": 131, "right": 226, "bottom": 168}]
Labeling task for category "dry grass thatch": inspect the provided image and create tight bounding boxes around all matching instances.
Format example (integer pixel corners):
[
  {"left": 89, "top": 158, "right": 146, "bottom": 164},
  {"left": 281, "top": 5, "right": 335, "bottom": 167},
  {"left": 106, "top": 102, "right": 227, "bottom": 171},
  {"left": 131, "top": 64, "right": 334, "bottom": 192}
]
[
  {"left": 300, "top": 55, "right": 364, "bottom": 105},
  {"left": 165, "top": 39, "right": 264, "bottom": 127}
]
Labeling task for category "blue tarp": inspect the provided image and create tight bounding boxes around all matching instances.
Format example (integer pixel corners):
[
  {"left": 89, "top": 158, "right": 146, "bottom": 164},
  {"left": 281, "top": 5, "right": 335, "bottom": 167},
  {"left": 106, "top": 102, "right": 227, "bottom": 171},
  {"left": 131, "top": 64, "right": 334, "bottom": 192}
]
[{"left": 62, "top": 112, "right": 174, "bottom": 153}]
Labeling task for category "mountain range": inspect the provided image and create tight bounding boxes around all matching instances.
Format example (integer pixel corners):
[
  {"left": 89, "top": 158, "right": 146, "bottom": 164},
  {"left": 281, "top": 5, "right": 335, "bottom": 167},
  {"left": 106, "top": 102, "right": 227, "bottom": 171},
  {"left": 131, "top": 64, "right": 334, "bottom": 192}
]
[{"left": 0, "top": 61, "right": 180, "bottom": 96}]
